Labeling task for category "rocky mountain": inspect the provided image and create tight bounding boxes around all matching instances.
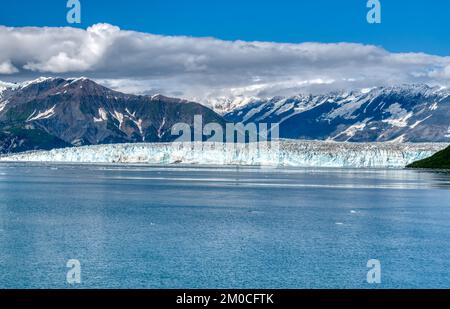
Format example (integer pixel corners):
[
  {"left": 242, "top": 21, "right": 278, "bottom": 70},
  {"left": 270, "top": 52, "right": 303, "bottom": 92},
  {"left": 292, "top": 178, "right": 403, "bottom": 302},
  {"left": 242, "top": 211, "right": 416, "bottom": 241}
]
[
  {"left": 224, "top": 85, "right": 450, "bottom": 143},
  {"left": 1, "top": 78, "right": 449, "bottom": 155},
  {"left": 0, "top": 77, "right": 224, "bottom": 154}
]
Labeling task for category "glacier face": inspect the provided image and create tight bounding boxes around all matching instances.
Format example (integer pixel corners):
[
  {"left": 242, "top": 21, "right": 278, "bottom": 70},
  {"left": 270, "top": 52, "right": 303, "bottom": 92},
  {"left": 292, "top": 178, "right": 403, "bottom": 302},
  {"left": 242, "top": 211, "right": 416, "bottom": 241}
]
[{"left": 0, "top": 141, "right": 447, "bottom": 168}]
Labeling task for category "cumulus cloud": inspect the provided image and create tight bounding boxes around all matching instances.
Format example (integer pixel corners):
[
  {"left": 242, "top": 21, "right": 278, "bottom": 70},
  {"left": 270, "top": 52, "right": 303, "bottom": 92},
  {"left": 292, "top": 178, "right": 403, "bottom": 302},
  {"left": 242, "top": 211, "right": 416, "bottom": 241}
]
[
  {"left": 1, "top": 23, "right": 450, "bottom": 103},
  {"left": 0, "top": 60, "right": 19, "bottom": 74}
]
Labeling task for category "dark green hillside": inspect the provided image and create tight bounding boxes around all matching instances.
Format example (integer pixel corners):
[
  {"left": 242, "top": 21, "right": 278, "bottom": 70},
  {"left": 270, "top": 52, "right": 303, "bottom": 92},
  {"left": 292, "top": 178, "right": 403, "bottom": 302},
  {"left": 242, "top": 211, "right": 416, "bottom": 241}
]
[{"left": 407, "top": 146, "right": 450, "bottom": 169}]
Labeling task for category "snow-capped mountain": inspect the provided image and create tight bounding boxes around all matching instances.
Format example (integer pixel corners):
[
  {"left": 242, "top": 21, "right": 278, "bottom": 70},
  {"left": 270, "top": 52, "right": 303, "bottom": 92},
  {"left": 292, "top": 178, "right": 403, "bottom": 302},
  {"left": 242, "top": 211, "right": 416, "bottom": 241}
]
[
  {"left": 0, "top": 81, "right": 19, "bottom": 107},
  {"left": 1, "top": 77, "right": 449, "bottom": 155},
  {"left": 0, "top": 77, "right": 224, "bottom": 154},
  {"left": 224, "top": 85, "right": 450, "bottom": 143},
  {"left": 204, "top": 95, "right": 262, "bottom": 115}
]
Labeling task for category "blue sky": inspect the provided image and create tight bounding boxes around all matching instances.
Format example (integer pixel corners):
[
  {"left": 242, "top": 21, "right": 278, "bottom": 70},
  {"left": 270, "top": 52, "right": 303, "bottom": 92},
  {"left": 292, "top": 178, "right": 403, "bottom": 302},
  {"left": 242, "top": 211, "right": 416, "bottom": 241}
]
[
  {"left": 0, "top": 0, "right": 449, "bottom": 55},
  {"left": 1, "top": 0, "right": 450, "bottom": 100}
]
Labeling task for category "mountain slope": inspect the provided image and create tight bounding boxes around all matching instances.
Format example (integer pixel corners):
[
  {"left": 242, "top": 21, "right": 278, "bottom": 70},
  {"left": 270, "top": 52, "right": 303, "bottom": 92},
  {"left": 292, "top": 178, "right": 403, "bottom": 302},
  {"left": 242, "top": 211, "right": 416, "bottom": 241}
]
[
  {"left": 1, "top": 78, "right": 449, "bottom": 155},
  {"left": 224, "top": 85, "right": 450, "bottom": 143},
  {"left": 407, "top": 146, "right": 450, "bottom": 169},
  {"left": 0, "top": 77, "right": 225, "bottom": 154}
]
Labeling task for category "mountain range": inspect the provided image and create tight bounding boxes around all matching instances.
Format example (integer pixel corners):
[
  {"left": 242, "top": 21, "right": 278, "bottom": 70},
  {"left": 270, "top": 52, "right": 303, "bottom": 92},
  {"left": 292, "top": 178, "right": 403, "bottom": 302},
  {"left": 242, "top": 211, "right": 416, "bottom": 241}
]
[
  {"left": 224, "top": 85, "right": 450, "bottom": 143},
  {"left": 0, "top": 77, "right": 223, "bottom": 154},
  {"left": 0, "top": 77, "right": 449, "bottom": 154}
]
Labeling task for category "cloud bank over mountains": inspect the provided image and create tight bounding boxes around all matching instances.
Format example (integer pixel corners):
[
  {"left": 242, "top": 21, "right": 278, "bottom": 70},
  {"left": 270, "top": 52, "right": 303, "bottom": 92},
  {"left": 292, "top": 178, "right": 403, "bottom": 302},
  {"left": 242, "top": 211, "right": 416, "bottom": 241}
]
[{"left": 1, "top": 23, "right": 450, "bottom": 102}]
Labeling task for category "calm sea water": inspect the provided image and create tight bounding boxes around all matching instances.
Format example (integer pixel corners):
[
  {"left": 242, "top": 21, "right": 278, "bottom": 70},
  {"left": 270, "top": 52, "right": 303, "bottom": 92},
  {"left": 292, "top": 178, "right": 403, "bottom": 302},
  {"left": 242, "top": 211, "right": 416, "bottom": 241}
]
[{"left": 0, "top": 163, "right": 449, "bottom": 288}]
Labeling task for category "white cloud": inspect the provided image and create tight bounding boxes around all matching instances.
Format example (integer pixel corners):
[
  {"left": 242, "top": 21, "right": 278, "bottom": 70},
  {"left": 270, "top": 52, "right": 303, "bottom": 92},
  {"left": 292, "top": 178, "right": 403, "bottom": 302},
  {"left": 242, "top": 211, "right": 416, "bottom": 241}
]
[
  {"left": 0, "top": 60, "right": 18, "bottom": 74},
  {"left": 1, "top": 23, "right": 450, "bottom": 103},
  {"left": 429, "top": 65, "right": 450, "bottom": 79}
]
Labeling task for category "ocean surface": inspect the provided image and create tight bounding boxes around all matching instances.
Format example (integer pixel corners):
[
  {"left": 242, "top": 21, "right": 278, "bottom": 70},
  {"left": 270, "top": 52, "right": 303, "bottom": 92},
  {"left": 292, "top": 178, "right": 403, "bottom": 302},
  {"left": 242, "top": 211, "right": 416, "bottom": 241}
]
[{"left": 0, "top": 163, "right": 449, "bottom": 288}]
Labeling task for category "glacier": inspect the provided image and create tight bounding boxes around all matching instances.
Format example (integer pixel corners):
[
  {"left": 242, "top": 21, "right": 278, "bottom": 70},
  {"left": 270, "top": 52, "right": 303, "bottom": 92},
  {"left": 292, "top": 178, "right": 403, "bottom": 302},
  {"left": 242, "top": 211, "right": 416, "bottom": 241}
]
[{"left": 0, "top": 140, "right": 447, "bottom": 168}]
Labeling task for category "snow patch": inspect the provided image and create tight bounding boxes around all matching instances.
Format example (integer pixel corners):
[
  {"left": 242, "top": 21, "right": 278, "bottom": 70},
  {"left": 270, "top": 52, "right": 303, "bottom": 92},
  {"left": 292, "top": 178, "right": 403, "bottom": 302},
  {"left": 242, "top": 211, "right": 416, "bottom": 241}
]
[
  {"left": 332, "top": 119, "right": 371, "bottom": 141},
  {"left": 382, "top": 103, "right": 413, "bottom": 128},
  {"left": 0, "top": 100, "right": 8, "bottom": 112},
  {"left": 94, "top": 108, "right": 108, "bottom": 122},
  {"left": 111, "top": 110, "right": 125, "bottom": 128},
  {"left": 360, "top": 87, "right": 375, "bottom": 94},
  {"left": 243, "top": 104, "right": 266, "bottom": 122},
  {"left": 157, "top": 117, "right": 166, "bottom": 138},
  {"left": 0, "top": 81, "right": 18, "bottom": 96},
  {"left": 134, "top": 119, "right": 145, "bottom": 141},
  {"left": 410, "top": 115, "right": 432, "bottom": 129},
  {"left": 26, "top": 105, "right": 57, "bottom": 122},
  {"left": 275, "top": 102, "right": 295, "bottom": 115},
  {"left": 125, "top": 108, "right": 136, "bottom": 117},
  {"left": 20, "top": 77, "right": 53, "bottom": 89},
  {"left": 327, "top": 95, "right": 370, "bottom": 119}
]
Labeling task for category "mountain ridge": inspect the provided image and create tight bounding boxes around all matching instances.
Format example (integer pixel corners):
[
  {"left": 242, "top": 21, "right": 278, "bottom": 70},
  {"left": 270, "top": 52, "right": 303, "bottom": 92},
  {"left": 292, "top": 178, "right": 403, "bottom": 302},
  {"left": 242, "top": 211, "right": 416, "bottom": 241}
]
[
  {"left": 1, "top": 77, "right": 449, "bottom": 154},
  {"left": 0, "top": 77, "right": 225, "bottom": 154},
  {"left": 224, "top": 84, "right": 450, "bottom": 143}
]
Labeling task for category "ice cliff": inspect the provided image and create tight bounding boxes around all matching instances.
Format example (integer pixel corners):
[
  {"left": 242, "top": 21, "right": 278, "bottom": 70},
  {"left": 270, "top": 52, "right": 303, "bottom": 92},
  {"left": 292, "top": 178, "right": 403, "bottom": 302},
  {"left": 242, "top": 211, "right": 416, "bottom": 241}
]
[{"left": 0, "top": 141, "right": 447, "bottom": 168}]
